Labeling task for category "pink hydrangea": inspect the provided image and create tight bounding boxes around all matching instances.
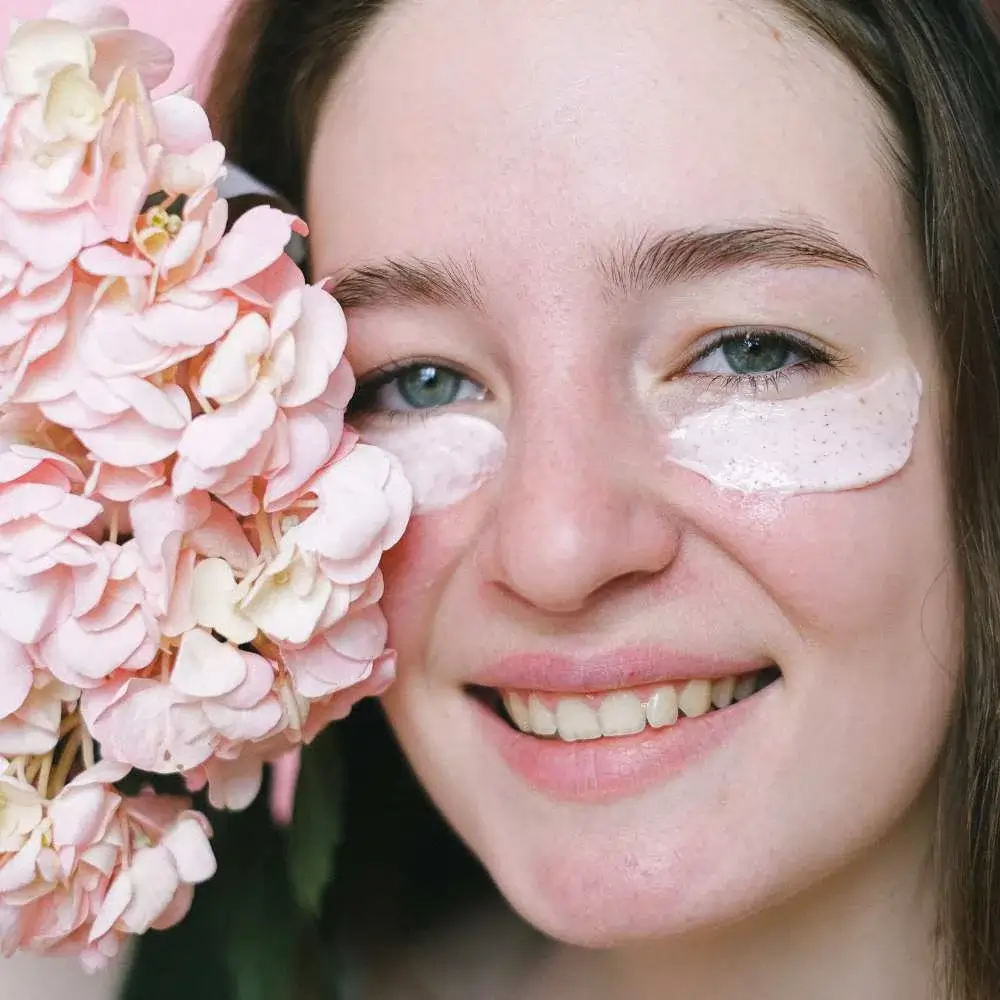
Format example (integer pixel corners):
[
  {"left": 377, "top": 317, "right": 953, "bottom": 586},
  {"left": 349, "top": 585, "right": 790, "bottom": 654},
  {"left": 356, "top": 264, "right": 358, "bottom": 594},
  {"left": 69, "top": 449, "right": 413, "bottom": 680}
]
[
  {"left": 174, "top": 275, "right": 354, "bottom": 513},
  {"left": 0, "top": 2, "right": 173, "bottom": 271},
  {"left": 289, "top": 443, "right": 412, "bottom": 592},
  {"left": 36, "top": 538, "right": 159, "bottom": 688},
  {"left": 0, "top": 649, "right": 78, "bottom": 756},
  {"left": 0, "top": 440, "right": 161, "bottom": 688},
  {"left": 0, "top": 760, "right": 215, "bottom": 971},
  {"left": 82, "top": 628, "right": 284, "bottom": 774},
  {"left": 0, "top": 2, "right": 417, "bottom": 968},
  {"left": 0, "top": 254, "right": 72, "bottom": 405},
  {"left": 0, "top": 444, "right": 108, "bottom": 645}
]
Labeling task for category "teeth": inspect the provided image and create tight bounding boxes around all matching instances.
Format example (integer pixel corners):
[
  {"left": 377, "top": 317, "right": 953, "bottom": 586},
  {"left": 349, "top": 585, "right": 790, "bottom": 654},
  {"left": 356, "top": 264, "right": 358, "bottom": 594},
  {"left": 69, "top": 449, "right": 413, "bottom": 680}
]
[
  {"left": 645, "top": 686, "right": 679, "bottom": 728},
  {"left": 505, "top": 691, "right": 532, "bottom": 732},
  {"left": 678, "top": 679, "right": 712, "bottom": 718},
  {"left": 527, "top": 694, "right": 557, "bottom": 736},
  {"left": 556, "top": 698, "right": 602, "bottom": 742},
  {"left": 597, "top": 692, "right": 646, "bottom": 737},
  {"left": 711, "top": 676, "right": 736, "bottom": 709},
  {"left": 503, "top": 669, "right": 771, "bottom": 741}
]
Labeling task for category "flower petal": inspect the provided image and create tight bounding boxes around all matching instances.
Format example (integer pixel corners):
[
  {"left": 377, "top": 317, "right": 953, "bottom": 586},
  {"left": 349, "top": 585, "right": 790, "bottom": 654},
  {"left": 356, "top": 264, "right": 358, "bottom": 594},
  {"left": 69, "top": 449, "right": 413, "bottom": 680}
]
[{"left": 171, "top": 627, "right": 248, "bottom": 699}]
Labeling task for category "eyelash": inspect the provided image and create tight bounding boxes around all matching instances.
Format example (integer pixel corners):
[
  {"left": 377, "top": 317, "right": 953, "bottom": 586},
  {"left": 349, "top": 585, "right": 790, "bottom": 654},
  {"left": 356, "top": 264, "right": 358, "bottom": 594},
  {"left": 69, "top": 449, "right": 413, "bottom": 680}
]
[
  {"left": 688, "top": 326, "right": 844, "bottom": 394},
  {"left": 348, "top": 357, "right": 470, "bottom": 422},
  {"left": 349, "top": 328, "right": 843, "bottom": 417}
]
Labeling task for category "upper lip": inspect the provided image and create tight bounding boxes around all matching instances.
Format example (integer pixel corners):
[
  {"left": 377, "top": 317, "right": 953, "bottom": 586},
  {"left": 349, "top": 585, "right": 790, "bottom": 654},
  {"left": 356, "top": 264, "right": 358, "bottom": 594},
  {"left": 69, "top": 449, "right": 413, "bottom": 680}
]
[{"left": 470, "top": 647, "right": 771, "bottom": 693}]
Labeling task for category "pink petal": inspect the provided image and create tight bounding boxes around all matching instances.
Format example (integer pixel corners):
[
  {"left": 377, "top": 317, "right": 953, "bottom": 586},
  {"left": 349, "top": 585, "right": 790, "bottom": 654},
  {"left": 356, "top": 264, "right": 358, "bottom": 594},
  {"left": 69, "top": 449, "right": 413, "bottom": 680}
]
[
  {"left": 91, "top": 28, "right": 175, "bottom": 92},
  {"left": 40, "top": 609, "right": 150, "bottom": 684},
  {"left": 218, "top": 651, "right": 276, "bottom": 710},
  {"left": 119, "top": 845, "right": 180, "bottom": 933},
  {"left": 49, "top": 784, "right": 120, "bottom": 849},
  {"left": 188, "top": 207, "right": 298, "bottom": 293},
  {"left": 202, "top": 698, "right": 282, "bottom": 743},
  {"left": 152, "top": 94, "right": 213, "bottom": 155},
  {"left": 149, "top": 880, "right": 193, "bottom": 931},
  {"left": 0, "top": 831, "right": 42, "bottom": 893},
  {"left": 262, "top": 409, "right": 340, "bottom": 511},
  {"left": 89, "top": 869, "right": 133, "bottom": 942},
  {"left": 204, "top": 756, "right": 263, "bottom": 812},
  {"left": 106, "top": 377, "right": 191, "bottom": 429},
  {"left": 268, "top": 749, "right": 300, "bottom": 827},
  {"left": 186, "top": 503, "right": 257, "bottom": 572},
  {"left": 277, "top": 287, "right": 349, "bottom": 408},
  {"left": 177, "top": 385, "right": 276, "bottom": 469},
  {"left": 283, "top": 635, "right": 373, "bottom": 701},
  {"left": 77, "top": 245, "right": 152, "bottom": 278},
  {"left": 160, "top": 815, "right": 216, "bottom": 884},
  {"left": 77, "top": 403, "right": 189, "bottom": 466},
  {"left": 137, "top": 297, "right": 239, "bottom": 349},
  {"left": 0, "top": 632, "right": 34, "bottom": 718},
  {"left": 82, "top": 308, "right": 180, "bottom": 378}
]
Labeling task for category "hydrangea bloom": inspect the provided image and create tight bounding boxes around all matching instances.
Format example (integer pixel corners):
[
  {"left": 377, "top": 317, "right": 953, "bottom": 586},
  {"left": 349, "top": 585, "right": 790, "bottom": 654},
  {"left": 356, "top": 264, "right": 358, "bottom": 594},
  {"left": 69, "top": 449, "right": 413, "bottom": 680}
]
[{"left": 0, "top": 1, "right": 413, "bottom": 966}]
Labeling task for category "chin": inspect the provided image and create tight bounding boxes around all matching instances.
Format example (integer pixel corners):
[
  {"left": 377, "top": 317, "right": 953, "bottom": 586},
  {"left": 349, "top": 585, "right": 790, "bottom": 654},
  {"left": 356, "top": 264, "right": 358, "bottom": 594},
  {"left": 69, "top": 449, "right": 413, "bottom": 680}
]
[{"left": 469, "top": 812, "right": 762, "bottom": 947}]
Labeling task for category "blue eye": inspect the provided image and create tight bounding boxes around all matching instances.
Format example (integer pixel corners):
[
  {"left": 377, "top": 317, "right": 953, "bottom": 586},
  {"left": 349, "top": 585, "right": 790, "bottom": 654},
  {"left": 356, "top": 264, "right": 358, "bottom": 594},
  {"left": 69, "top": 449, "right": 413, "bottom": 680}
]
[
  {"left": 352, "top": 363, "right": 486, "bottom": 415},
  {"left": 687, "top": 329, "right": 829, "bottom": 382}
]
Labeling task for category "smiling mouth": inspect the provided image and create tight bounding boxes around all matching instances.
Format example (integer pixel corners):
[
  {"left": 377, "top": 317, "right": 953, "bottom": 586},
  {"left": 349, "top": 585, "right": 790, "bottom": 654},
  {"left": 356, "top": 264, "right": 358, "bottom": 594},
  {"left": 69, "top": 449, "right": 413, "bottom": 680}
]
[{"left": 469, "top": 665, "right": 781, "bottom": 743}]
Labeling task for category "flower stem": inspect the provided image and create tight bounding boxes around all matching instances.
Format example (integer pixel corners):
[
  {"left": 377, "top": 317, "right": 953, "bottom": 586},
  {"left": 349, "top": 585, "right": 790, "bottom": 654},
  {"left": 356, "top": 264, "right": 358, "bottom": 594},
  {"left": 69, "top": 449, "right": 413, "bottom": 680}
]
[
  {"left": 36, "top": 752, "right": 54, "bottom": 800},
  {"left": 81, "top": 729, "right": 95, "bottom": 771},
  {"left": 58, "top": 711, "right": 80, "bottom": 738},
  {"left": 48, "top": 726, "right": 83, "bottom": 798},
  {"left": 256, "top": 508, "right": 278, "bottom": 558}
]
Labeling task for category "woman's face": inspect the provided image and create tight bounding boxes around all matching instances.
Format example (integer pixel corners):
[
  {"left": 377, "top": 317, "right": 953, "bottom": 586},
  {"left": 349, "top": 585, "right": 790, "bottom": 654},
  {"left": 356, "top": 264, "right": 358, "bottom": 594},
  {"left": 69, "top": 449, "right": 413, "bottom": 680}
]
[{"left": 307, "top": 0, "right": 960, "bottom": 946}]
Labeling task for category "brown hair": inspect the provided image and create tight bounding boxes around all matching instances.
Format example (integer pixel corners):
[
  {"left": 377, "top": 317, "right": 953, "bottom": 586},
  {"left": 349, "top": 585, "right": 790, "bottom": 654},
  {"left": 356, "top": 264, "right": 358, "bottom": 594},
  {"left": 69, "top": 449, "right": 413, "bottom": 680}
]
[{"left": 207, "top": 2, "right": 1000, "bottom": 996}]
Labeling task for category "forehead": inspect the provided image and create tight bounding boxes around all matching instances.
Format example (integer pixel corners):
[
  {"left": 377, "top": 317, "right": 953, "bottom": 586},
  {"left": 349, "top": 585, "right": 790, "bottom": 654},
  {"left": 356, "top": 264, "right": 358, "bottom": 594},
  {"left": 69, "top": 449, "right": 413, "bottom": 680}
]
[{"left": 306, "top": 0, "right": 902, "bottom": 286}]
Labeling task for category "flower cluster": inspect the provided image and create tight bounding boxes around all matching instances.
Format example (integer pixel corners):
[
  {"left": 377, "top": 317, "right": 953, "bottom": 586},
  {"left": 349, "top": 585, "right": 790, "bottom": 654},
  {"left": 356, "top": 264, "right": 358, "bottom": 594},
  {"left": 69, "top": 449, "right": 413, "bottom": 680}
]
[{"left": 0, "top": 2, "right": 412, "bottom": 966}]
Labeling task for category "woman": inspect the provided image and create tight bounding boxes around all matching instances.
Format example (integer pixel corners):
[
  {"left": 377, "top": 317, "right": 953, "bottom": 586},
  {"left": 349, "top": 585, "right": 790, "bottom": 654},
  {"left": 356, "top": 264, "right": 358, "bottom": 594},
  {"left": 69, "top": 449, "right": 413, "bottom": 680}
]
[
  {"left": 6, "top": 0, "right": 1000, "bottom": 997},
  {"left": 204, "top": 1, "right": 1000, "bottom": 997}
]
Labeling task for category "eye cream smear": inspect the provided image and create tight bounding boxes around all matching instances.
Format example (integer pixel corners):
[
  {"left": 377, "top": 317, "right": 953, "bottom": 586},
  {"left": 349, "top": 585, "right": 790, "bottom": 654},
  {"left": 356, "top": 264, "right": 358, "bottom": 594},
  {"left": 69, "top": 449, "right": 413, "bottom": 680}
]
[
  {"left": 362, "top": 412, "right": 507, "bottom": 512},
  {"left": 666, "top": 365, "right": 922, "bottom": 494}
]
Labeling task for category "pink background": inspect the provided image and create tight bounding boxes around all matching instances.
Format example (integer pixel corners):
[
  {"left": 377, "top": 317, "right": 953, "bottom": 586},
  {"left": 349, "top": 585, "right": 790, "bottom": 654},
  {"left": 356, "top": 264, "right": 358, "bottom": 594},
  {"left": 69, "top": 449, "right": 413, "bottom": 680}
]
[{"left": 1, "top": 0, "right": 236, "bottom": 92}]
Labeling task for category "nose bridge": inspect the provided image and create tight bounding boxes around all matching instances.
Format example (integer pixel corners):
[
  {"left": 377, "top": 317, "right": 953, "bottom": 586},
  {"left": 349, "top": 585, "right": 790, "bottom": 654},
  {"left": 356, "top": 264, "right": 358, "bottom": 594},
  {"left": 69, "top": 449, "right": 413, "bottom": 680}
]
[{"left": 479, "top": 349, "right": 680, "bottom": 614}]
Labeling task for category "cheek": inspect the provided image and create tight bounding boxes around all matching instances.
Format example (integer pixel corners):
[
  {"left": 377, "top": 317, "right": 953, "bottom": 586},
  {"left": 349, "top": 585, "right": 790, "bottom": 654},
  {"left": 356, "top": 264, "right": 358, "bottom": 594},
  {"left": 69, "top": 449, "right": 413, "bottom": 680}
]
[
  {"left": 685, "top": 464, "right": 955, "bottom": 652},
  {"left": 379, "top": 505, "right": 481, "bottom": 658}
]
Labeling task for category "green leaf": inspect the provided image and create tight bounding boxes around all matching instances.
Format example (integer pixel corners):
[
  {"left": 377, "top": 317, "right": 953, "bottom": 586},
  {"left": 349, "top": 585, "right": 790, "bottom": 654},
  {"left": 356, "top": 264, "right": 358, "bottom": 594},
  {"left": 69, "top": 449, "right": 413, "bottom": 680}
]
[
  {"left": 286, "top": 727, "right": 344, "bottom": 919},
  {"left": 223, "top": 863, "right": 300, "bottom": 1000},
  {"left": 219, "top": 792, "right": 302, "bottom": 1000}
]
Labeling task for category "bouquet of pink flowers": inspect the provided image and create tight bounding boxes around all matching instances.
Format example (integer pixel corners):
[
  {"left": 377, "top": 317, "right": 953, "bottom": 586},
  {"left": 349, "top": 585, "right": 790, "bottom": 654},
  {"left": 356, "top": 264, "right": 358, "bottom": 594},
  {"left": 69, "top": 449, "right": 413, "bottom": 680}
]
[{"left": 0, "top": 1, "right": 412, "bottom": 971}]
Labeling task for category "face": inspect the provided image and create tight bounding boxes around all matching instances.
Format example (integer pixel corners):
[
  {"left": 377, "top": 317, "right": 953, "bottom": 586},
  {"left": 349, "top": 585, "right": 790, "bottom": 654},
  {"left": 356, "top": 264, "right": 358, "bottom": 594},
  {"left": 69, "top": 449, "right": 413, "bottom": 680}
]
[{"left": 307, "top": 0, "right": 960, "bottom": 947}]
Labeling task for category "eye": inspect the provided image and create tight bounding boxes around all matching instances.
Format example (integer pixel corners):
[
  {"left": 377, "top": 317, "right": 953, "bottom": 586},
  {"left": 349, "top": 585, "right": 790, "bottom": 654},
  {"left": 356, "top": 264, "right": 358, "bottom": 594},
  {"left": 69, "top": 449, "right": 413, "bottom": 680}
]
[
  {"left": 351, "top": 362, "right": 487, "bottom": 416},
  {"left": 687, "top": 328, "right": 834, "bottom": 384}
]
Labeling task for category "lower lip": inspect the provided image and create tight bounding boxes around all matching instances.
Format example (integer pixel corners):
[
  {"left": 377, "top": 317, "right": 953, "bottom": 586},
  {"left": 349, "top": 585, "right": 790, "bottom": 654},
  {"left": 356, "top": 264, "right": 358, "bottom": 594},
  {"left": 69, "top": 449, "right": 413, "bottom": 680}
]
[{"left": 472, "top": 683, "right": 775, "bottom": 804}]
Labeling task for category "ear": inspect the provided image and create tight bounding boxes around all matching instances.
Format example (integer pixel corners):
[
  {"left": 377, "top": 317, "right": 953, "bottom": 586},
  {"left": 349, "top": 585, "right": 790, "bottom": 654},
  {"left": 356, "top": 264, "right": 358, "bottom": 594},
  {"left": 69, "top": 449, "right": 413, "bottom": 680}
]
[{"left": 217, "top": 161, "right": 308, "bottom": 267}]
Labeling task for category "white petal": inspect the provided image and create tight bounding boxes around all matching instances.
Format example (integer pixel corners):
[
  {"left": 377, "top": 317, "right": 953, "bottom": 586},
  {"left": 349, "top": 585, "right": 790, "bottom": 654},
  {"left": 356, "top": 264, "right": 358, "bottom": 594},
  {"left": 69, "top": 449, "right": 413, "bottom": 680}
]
[
  {"left": 172, "top": 628, "right": 248, "bottom": 699},
  {"left": 190, "top": 558, "right": 258, "bottom": 646}
]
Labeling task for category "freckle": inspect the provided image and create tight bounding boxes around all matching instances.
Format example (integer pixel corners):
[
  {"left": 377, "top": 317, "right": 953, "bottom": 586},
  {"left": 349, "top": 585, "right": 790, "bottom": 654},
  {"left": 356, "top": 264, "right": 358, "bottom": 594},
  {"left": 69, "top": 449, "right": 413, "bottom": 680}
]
[{"left": 772, "top": 27, "right": 783, "bottom": 42}]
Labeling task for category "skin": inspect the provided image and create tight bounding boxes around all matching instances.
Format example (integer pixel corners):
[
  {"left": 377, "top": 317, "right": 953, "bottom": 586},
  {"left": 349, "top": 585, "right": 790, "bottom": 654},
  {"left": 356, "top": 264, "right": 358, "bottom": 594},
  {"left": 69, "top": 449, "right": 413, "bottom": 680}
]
[{"left": 307, "top": 1, "right": 961, "bottom": 997}]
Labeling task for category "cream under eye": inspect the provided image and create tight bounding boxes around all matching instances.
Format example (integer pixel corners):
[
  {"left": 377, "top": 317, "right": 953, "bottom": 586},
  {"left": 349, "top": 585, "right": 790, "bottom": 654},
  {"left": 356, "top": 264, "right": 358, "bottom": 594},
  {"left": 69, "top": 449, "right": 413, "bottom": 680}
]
[{"left": 351, "top": 362, "right": 486, "bottom": 417}]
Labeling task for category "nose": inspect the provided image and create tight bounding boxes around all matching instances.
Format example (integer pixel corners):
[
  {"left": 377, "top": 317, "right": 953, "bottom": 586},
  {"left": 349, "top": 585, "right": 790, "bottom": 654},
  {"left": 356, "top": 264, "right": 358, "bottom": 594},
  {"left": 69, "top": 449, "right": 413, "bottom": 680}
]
[{"left": 477, "top": 390, "right": 682, "bottom": 616}]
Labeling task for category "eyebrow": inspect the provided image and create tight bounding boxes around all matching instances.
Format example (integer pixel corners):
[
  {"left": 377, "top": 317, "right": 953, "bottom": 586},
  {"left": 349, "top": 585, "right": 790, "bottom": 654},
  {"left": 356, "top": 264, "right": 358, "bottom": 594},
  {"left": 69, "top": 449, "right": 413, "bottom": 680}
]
[{"left": 329, "top": 221, "right": 873, "bottom": 311}]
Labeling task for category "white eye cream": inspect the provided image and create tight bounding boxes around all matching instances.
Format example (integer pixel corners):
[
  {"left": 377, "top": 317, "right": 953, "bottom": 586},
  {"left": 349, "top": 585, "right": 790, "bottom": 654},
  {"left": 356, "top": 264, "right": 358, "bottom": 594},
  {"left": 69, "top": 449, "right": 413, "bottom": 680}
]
[
  {"left": 362, "top": 413, "right": 507, "bottom": 512},
  {"left": 666, "top": 365, "right": 923, "bottom": 494}
]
